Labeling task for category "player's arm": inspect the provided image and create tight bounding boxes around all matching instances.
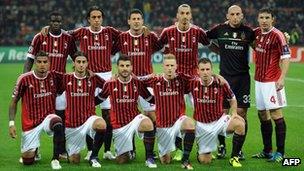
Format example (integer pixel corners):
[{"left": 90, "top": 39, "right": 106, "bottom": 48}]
[
  {"left": 276, "top": 58, "right": 290, "bottom": 90},
  {"left": 139, "top": 80, "right": 155, "bottom": 104},
  {"left": 95, "top": 82, "right": 110, "bottom": 105},
  {"left": 8, "top": 96, "right": 20, "bottom": 139},
  {"left": 228, "top": 97, "right": 237, "bottom": 116},
  {"left": 23, "top": 58, "right": 34, "bottom": 73}
]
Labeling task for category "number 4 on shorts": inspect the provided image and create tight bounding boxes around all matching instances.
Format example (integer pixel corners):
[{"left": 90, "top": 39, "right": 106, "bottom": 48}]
[{"left": 270, "top": 96, "right": 276, "bottom": 104}]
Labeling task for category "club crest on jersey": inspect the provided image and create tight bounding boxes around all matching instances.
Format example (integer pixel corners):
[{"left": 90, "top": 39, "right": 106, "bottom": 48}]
[
  {"left": 77, "top": 80, "right": 82, "bottom": 87},
  {"left": 134, "top": 39, "right": 138, "bottom": 46},
  {"left": 192, "top": 36, "right": 196, "bottom": 43},
  {"left": 88, "top": 80, "right": 91, "bottom": 87},
  {"left": 94, "top": 35, "right": 98, "bottom": 41},
  {"left": 145, "top": 39, "right": 149, "bottom": 46},
  {"left": 232, "top": 32, "right": 237, "bottom": 38},
  {"left": 175, "top": 80, "right": 179, "bottom": 86},
  {"left": 214, "top": 88, "right": 218, "bottom": 94},
  {"left": 64, "top": 42, "right": 68, "bottom": 49},
  {"left": 50, "top": 79, "right": 54, "bottom": 86},
  {"left": 266, "top": 38, "right": 270, "bottom": 44},
  {"left": 133, "top": 85, "right": 137, "bottom": 92},
  {"left": 39, "top": 81, "right": 44, "bottom": 88},
  {"left": 182, "top": 36, "right": 186, "bottom": 42},
  {"left": 54, "top": 41, "right": 58, "bottom": 47},
  {"left": 105, "top": 34, "right": 109, "bottom": 40}
]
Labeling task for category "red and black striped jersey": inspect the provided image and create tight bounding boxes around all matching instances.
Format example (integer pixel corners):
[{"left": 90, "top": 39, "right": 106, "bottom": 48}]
[
  {"left": 143, "top": 73, "right": 191, "bottom": 127},
  {"left": 61, "top": 73, "right": 105, "bottom": 128},
  {"left": 69, "top": 26, "right": 120, "bottom": 72},
  {"left": 188, "top": 77, "right": 235, "bottom": 123},
  {"left": 97, "top": 76, "right": 153, "bottom": 129},
  {"left": 12, "top": 71, "right": 62, "bottom": 131},
  {"left": 27, "top": 31, "right": 77, "bottom": 73},
  {"left": 254, "top": 27, "right": 291, "bottom": 82},
  {"left": 112, "top": 31, "right": 161, "bottom": 76},
  {"left": 159, "top": 24, "right": 210, "bottom": 76}
]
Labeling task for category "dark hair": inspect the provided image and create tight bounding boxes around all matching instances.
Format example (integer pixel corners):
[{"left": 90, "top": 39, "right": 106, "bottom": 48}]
[
  {"left": 36, "top": 50, "right": 48, "bottom": 58},
  {"left": 198, "top": 58, "right": 212, "bottom": 67},
  {"left": 258, "top": 8, "right": 275, "bottom": 18},
  {"left": 72, "top": 51, "right": 87, "bottom": 61},
  {"left": 117, "top": 54, "right": 131, "bottom": 65},
  {"left": 86, "top": 6, "right": 104, "bottom": 20},
  {"left": 49, "top": 11, "right": 62, "bottom": 20},
  {"left": 128, "top": 9, "right": 144, "bottom": 19}
]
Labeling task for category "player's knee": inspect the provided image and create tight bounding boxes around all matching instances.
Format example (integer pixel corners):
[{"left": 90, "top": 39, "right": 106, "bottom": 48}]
[
  {"left": 182, "top": 118, "right": 195, "bottom": 130},
  {"left": 22, "top": 151, "right": 36, "bottom": 165},
  {"left": 258, "top": 110, "right": 269, "bottom": 121},
  {"left": 139, "top": 118, "right": 153, "bottom": 131},
  {"left": 232, "top": 116, "right": 245, "bottom": 135},
  {"left": 116, "top": 153, "right": 129, "bottom": 164},
  {"left": 50, "top": 116, "right": 63, "bottom": 131},
  {"left": 160, "top": 154, "right": 171, "bottom": 164},
  {"left": 93, "top": 118, "right": 106, "bottom": 131},
  {"left": 69, "top": 153, "right": 80, "bottom": 164},
  {"left": 198, "top": 154, "right": 212, "bottom": 164}
]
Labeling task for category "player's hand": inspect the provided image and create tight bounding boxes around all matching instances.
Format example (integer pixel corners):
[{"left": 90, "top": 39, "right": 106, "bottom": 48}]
[
  {"left": 41, "top": 26, "right": 49, "bottom": 36},
  {"left": 284, "top": 32, "right": 290, "bottom": 44},
  {"left": 213, "top": 74, "right": 227, "bottom": 85},
  {"left": 87, "top": 69, "right": 95, "bottom": 78},
  {"left": 9, "top": 125, "right": 17, "bottom": 139},
  {"left": 142, "top": 26, "right": 151, "bottom": 37},
  {"left": 275, "top": 78, "right": 285, "bottom": 91}
]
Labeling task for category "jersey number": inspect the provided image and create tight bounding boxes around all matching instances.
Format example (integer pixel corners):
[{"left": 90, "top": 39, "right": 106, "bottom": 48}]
[
  {"left": 270, "top": 96, "right": 276, "bottom": 104},
  {"left": 243, "top": 95, "right": 250, "bottom": 104}
]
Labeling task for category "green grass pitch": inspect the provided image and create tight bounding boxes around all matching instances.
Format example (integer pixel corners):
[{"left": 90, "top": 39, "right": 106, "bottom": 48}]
[{"left": 0, "top": 63, "right": 303, "bottom": 170}]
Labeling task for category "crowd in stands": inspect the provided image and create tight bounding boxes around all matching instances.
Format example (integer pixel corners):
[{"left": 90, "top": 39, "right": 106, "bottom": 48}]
[{"left": 1, "top": 0, "right": 303, "bottom": 45}]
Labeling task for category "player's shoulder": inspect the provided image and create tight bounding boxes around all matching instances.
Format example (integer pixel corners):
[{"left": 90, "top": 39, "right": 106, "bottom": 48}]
[
  {"left": 32, "top": 32, "right": 43, "bottom": 41},
  {"left": 240, "top": 24, "right": 254, "bottom": 31},
  {"left": 271, "top": 27, "right": 285, "bottom": 39},
  {"left": 163, "top": 25, "right": 176, "bottom": 32},
  {"left": 191, "top": 24, "right": 204, "bottom": 30},
  {"left": 18, "top": 71, "right": 34, "bottom": 80}
]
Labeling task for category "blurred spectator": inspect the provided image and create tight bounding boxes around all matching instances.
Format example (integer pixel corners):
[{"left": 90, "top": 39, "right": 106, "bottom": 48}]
[{"left": 1, "top": 0, "right": 303, "bottom": 45}]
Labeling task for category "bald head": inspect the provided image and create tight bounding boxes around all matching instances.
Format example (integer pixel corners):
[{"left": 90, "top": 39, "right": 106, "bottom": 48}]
[{"left": 226, "top": 5, "right": 243, "bottom": 27}]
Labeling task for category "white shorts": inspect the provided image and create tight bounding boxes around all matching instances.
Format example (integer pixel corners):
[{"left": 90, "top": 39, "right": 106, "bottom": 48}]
[
  {"left": 255, "top": 81, "right": 287, "bottom": 110},
  {"left": 95, "top": 71, "right": 112, "bottom": 109},
  {"left": 113, "top": 114, "right": 148, "bottom": 156},
  {"left": 156, "top": 115, "right": 188, "bottom": 157},
  {"left": 21, "top": 114, "right": 59, "bottom": 153},
  {"left": 196, "top": 115, "right": 230, "bottom": 154},
  {"left": 65, "top": 115, "right": 101, "bottom": 156},
  {"left": 55, "top": 92, "right": 66, "bottom": 110}
]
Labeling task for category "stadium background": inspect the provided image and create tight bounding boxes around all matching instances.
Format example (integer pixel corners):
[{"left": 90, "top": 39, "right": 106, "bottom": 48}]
[{"left": 0, "top": 0, "right": 303, "bottom": 170}]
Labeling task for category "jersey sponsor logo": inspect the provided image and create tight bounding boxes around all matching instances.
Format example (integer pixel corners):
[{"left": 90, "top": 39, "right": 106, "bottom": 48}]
[
  {"left": 196, "top": 96, "right": 216, "bottom": 103},
  {"left": 34, "top": 92, "right": 52, "bottom": 98},
  {"left": 159, "top": 90, "right": 179, "bottom": 96},
  {"left": 192, "top": 36, "right": 196, "bottom": 43}
]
